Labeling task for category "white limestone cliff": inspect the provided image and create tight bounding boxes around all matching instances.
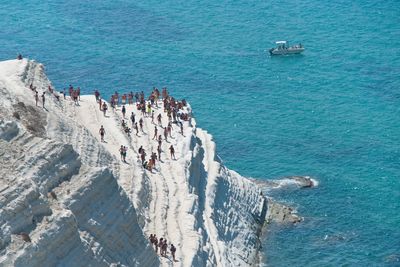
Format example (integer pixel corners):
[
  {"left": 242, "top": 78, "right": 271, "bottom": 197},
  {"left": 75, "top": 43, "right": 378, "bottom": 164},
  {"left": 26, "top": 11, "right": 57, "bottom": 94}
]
[{"left": 0, "top": 59, "right": 268, "bottom": 267}]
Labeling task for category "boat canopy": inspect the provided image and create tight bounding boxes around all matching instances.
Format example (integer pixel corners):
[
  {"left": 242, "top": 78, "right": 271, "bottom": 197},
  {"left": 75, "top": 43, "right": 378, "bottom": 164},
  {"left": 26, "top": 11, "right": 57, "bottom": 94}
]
[{"left": 276, "top": 41, "right": 287, "bottom": 45}]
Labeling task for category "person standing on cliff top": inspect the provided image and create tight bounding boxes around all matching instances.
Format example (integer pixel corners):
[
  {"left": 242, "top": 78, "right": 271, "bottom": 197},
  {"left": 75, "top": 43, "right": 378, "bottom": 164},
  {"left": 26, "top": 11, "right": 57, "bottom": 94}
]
[
  {"left": 94, "top": 90, "right": 100, "bottom": 102},
  {"left": 41, "top": 93, "right": 45, "bottom": 108},
  {"left": 169, "top": 145, "right": 175, "bottom": 160},
  {"left": 99, "top": 125, "right": 105, "bottom": 142},
  {"left": 122, "top": 105, "right": 126, "bottom": 118},
  {"left": 76, "top": 87, "right": 81, "bottom": 101}
]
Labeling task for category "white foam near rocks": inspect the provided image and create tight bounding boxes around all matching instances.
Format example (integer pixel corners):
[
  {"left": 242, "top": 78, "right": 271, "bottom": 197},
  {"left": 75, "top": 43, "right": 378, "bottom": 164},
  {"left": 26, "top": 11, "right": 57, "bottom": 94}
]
[{"left": 0, "top": 59, "right": 268, "bottom": 266}]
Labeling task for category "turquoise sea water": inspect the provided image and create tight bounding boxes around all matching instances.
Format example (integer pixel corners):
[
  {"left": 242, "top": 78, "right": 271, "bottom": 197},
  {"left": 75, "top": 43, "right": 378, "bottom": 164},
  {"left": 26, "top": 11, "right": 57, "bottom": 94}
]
[{"left": 2, "top": 1, "right": 399, "bottom": 266}]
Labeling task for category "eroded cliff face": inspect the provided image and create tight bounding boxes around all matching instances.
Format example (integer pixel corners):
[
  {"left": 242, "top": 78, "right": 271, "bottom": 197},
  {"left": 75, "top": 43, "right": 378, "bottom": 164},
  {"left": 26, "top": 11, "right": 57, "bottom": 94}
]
[
  {"left": 0, "top": 59, "right": 268, "bottom": 267},
  {"left": 0, "top": 59, "right": 159, "bottom": 267}
]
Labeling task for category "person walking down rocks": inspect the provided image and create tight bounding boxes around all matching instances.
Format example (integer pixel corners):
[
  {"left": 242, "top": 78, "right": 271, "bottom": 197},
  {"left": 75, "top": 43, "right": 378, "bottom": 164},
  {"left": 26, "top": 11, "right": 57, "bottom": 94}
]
[
  {"left": 161, "top": 239, "right": 168, "bottom": 257},
  {"left": 134, "top": 122, "right": 139, "bottom": 136},
  {"left": 157, "top": 113, "right": 162, "bottom": 126},
  {"left": 152, "top": 126, "right": 158, "bottom": 140},
  {"left": 139, "top": 118, "right": 144, "bottom": 132},
  {"left": 102, "top": 102, "right": 108, "bottom": 116},
  {"left": 158, "top": 238, "right": 163, "bottom": 255},
  {"left": 130, "top": 112, "right": 135, "bottom": 125},
  {"left": 41, "top": 93, "right": 45, "bottom": 108},
  {"left": 164, "top": 127, "right": 168, "bottom": 142},
  {"left": 35, "top": 91, "right": 39, "bottom": 106},
  {"left": 157, "top": 145, "right": 162, "bottom": 161},
  {"left": 170, "top": 244, "right": 177, "bottom": 261},
  {"left": 119, "top": 145, "right": 127, "bottom": 162},
  {"left": 99, "top": 125, "right": 105, "bottom": 142},
  {"left": 169, "top": 145, "right": 175, "bottom": 160},
  {"left": 153, "top": 235, "right": 158, "bottom": 253}
]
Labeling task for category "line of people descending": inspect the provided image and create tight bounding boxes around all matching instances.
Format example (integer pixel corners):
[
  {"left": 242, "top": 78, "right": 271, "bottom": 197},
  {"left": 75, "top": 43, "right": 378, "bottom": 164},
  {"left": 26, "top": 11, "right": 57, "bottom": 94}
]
[{"left": 149, "top": 234, "right": 177, "bottom": 262}]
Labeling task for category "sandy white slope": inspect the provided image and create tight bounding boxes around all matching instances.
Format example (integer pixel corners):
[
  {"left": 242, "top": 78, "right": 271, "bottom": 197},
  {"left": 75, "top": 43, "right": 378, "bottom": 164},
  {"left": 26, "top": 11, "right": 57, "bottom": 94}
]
[
  {"left": 0, "top": 59, "right": 268, "bottom": 267},
  {"left": 0, "top": 59, "right": 158, "bottom": 267}
]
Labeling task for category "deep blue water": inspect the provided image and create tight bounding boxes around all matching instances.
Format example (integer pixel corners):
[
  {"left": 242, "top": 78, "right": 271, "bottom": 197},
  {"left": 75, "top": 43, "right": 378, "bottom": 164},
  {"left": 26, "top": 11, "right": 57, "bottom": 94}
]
[{"left": 2, "top": 0, "right": 400, "bottom": 266}]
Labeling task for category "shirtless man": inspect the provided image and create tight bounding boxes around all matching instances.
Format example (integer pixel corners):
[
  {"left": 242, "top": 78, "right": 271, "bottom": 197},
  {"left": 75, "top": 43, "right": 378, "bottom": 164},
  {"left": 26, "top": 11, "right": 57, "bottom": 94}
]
[{"left": 102, "top": 102, "right": 108, "bottom": 116}]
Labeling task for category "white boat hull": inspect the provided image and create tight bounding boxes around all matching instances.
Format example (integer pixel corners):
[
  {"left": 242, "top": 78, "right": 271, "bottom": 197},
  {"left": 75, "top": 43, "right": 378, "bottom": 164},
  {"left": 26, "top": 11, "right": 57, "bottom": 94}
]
[{"left": 269, "top": 47, "right": 304, "bottom": 55}]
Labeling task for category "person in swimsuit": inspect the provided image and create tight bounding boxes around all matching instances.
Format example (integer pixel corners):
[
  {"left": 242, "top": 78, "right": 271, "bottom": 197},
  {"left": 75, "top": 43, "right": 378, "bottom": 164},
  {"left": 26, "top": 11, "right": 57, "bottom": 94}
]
[
  {"left": 102, "top": 102, "right": 108, "bottom": 116},
  {"left": 170, "top": 244, "right": 177, "bottom": 261},
  {"left": 130, "top": 112, "right": 135, "bottom": 125},
  {"left": 35, "top": 91, "right": 39, "bottom": 106},
  {"left": 169, "top": 145, "right": 175, "bottom": 160},
  {"left": 99, "top": 125, "right": 105, "bottom": 142},
  {"left": 157, "top": 113, "right": 162, "bottom": 126},
  {"left": 122, "top": 105, "right": 126, "bottom": 118},
  {"left": 41, "top": 93, "right": 45, "bottom": 108},
  {"left": 152, "top": 126, "right": 158, "bottom": 140}
]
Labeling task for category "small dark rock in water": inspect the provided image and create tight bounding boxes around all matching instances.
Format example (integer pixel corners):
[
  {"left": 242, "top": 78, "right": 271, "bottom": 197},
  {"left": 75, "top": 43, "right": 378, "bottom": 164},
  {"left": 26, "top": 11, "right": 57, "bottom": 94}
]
[
  {"left": 20, "top": 232, "right": 31, "bottom": 242},
  {"left": 289, "top": 176, "right": 314, "bottom": 188}
]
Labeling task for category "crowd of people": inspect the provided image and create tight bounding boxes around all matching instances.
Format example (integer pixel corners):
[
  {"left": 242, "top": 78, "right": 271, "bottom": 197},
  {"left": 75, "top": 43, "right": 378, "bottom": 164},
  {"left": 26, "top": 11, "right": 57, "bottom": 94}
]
[
  {"left": 149, "top": 234, "right": 177, "bottom": 262},
  {"left": 96, "top": 87, "right": 189, "bottom": 173}
]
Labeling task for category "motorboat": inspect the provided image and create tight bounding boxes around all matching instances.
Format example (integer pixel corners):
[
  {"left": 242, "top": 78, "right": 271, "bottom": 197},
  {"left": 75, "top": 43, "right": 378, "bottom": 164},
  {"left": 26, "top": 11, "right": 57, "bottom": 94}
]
[{"left": 269, "top": 41, "right": 304, "bottom": 55}]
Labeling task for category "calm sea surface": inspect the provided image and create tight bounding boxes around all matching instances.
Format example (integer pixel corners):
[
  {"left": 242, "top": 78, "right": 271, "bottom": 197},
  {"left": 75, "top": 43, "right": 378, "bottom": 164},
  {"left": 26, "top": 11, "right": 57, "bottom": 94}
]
[{"left": 2, "top": 0, "right": 399, "bottom": 266}]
